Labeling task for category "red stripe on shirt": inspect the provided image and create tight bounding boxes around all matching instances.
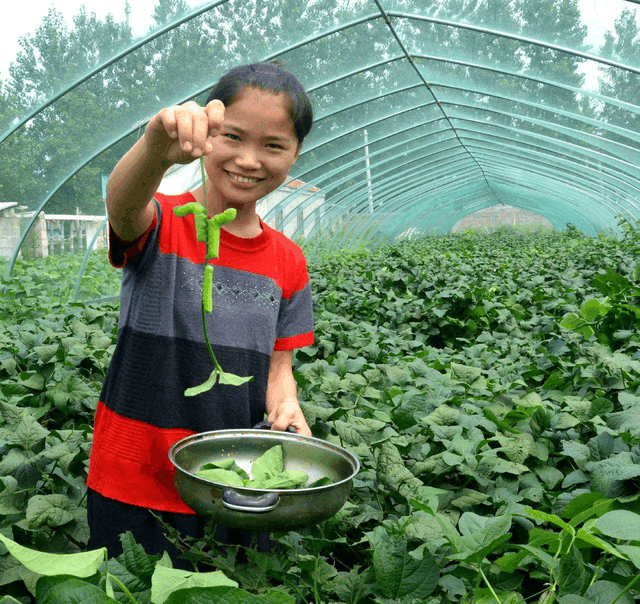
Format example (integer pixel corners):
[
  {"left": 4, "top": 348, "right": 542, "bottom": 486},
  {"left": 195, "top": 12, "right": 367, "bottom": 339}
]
[
  {"left": 155, "top": 193, "right": 309, "bottom": 298},
  {"left": 274, "top": 331, "right": 314, "bottom": 351},
  {"left": 87, "top": 401, "right": 196, "bottom": 514}
]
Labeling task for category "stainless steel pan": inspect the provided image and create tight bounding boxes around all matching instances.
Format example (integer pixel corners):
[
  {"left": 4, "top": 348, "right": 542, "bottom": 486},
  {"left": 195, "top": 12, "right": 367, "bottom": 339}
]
[{"left": 169, "top": 425, "right": 359, "bottom": 531}]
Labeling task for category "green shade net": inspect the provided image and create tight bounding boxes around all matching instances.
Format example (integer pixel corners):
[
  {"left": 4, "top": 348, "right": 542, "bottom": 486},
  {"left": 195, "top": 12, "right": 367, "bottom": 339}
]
[{"left": 1, "top": 0, "right": 639, "bottom": 298}]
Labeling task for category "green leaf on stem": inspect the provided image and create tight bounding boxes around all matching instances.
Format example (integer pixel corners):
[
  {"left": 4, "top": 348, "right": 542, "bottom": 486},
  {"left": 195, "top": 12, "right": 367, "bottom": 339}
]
[{"left": 0, "top": 534, "right": 105, "bottom": 578}]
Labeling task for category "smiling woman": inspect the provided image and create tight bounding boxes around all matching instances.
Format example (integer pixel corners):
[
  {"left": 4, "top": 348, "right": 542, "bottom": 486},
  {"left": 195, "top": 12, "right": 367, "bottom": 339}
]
[
  {"left": 87, "top": 61, "right": 316, "bottom": 563},
  {"left": 193, "top": 87, "right": 301, "bottom": 239}
]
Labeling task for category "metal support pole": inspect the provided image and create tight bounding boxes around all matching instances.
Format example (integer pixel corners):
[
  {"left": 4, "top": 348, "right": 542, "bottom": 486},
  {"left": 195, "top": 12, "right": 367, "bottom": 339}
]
[{"left": 364, "top": 129, "right": 374, "bottom": 214}]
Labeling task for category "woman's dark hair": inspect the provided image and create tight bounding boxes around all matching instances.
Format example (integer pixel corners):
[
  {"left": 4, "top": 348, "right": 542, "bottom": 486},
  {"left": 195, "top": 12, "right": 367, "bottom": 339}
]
[{"left": 206, "top": 62, "right": 313, "bottom": 146}]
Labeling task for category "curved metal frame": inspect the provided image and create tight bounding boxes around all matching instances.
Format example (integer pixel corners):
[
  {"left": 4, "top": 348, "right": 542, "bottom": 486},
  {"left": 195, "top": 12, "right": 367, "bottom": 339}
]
[{"left": 2, "top": 1, "right": 639, "bottom": 288}]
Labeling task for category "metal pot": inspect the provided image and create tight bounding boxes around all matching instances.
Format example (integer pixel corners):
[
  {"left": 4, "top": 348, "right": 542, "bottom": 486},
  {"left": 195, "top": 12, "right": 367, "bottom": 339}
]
[{"left": 168, "top": 425, "right": 360, "bottom": 531}]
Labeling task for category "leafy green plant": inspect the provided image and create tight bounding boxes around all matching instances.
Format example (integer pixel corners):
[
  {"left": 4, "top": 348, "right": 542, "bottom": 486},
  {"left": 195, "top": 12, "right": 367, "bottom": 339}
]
[
  {"left": 3, "top": 222, "right": 640, "bottom": 602},
  {"left": 172, "top": 158, "right": 253, "bottom": 395},
  {"left": 0, "top": 531, "right": 291, "bottom": 603},
  {"left": 561, "top": 266, "right": 640, "bottom": 350},
  {"left": 196, "top": 445, "right": 331, "bottom": 489}
]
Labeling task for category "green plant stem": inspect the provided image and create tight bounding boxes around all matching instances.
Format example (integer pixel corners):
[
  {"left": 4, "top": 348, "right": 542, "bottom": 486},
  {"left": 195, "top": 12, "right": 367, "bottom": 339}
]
[
  {"left": 200, "top": 157, "right": 208, "bottom": 209},
  {"left": 198, "top": 158, "right": 222, "bottom": 373},
  {"left": 588, "top": 554, "right": 608, "bottom": 588},
  {"left": 107, "top": 572, "right": 140, "bottom": 604},
  {"left": 37, "top": 465, "right": 57, "bottom": 494},
  {"left": 282, "top": 576, "right": 310, "bottom": 604},
  {"left": 313, "top": 556, "right": 322, "bottom": 604},
  {"left": 201, "top": 299, "right": 222, "bottom": 372},
  {"left": 611, "top": 574, "right": 640, "bottom": 604},
  {"left": 479, "top": 565, "right": 502, "bottom": 604}
]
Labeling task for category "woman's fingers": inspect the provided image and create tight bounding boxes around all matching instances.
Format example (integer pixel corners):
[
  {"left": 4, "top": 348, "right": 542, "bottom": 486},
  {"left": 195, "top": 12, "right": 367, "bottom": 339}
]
[
  {"left": 268, "top": 402, "right": 312, "bottom": 437},
  {"left": 174, "top": 101, "right": 202, "bottom": 154},
  {"left": 203, "top": 100, "right": 225, "bottom": 155},
  {"left": 155, "top": 106, "right": 179, "bottom": 140},
  {"left": 205, "top": 100, "right": 225, "bottom": 135},
  {"left": 148, "top": 100, "right": 224, "bottom": 164}
]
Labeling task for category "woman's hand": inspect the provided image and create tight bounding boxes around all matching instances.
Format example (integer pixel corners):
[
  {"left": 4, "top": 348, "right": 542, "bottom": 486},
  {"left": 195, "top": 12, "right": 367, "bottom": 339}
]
[
  {"left": 144, "top": 100, "right": 225, "bottom": 166},
  {"left": 266, "top": 350, "right": 311, "bottom": 436},
  {"left": 268, "top": 398, "right": 312, "bottom": 437}
]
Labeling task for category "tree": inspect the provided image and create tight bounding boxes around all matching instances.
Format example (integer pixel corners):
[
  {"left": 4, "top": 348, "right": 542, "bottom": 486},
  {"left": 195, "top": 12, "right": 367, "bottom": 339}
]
[
  {"left": 0, "top": 6, "right": 139, "bottom": 215},
  {"left": 598, "top": 8, "right": 640, "bottom": 144}
]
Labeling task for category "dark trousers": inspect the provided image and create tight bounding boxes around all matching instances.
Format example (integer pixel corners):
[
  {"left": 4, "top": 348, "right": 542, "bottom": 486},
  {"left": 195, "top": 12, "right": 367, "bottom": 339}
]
[{"left": 87, "top": 488, "right": 274, "bottom": 569}]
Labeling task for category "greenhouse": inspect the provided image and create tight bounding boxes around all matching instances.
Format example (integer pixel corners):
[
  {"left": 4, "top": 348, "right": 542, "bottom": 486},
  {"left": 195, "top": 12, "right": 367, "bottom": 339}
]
[{"left": 1, "top": 1, "right": 640, "bottom": 602}]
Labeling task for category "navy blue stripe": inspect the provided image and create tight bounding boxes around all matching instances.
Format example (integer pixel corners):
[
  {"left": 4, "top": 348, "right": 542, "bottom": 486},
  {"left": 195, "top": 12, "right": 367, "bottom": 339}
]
[{"left": 100, "top": 327, "right": 270, "bottom": 431}]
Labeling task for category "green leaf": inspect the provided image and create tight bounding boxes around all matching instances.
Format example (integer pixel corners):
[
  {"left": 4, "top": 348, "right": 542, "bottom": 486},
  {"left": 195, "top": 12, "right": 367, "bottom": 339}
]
[
  {"left": 561, "top": 441, "right": 591, "bottom": 463},
  {"left": 33, "top": 345, "right": 59, "bottom": 363},
  {"left": 557, "top": 545, "right": 586, "bottom": 595},
  {"left": 372, "top": 529, "right": 440, "bottom": 599},
  {"left": 0, "top": 534, "right": 105, "bottom": 577},
  {"left": 200, "top": 460, "right": 250, "bottom": 482},
  {"left": 450, "top": 362, "right": 483, "bottom": 383},
  {"left": 594, "top": 510, "right": 640, "bottom": 541},
  {"left": 450, "top": 513, "right": 512, "bottom": 563},
  {"left": 35, "top": 575, "right": 118, "bottom": 604},
  {"left": 196, "top": 468, "right": 245, "bottom": 488},
  {"left": 522, "top": 508, "right": 574, "bottom": 535},
  {"left": 13, "top": 413, "right": 50, "bottom": 449},
  {"left": 616, "top": 544, "right": 640, "bottom": 569},
  {"left": 19, "top": 373, "right": 45, "bottom": 391},
  {"left": 250, "top": 469, "right": 308, "bottom": 490},
  {"left": 579, "top": 299, "right": 606, "bottom": 322},
  {"left": 535, "top": 466, "right": 565, "bottom": 489},
  {"left": 514, "top": 544, "right": 557, "bottom": 570},
  {"left": 26, "top": 494, "right": 77, "bottom": 529},
  {"left": 0, "top": 401, "right": 25, "bottom": 425},
  {"left": 164, "top": 586, "right": 294, "bottom": 604},
  {"left": 150, "top": 565, "right": 237, "bottom": 604},
  {"left": 217, "top": 370, "right": 253, "bottom": 386},
  {"left": 0, "top": 475, "right": 24, "bottom": 514},
  {"left": 575, "top": 528, "right": 627, "bottom": 559},
  {"left": 250, "top": 446, "right": 283, "bottom": 483},
  {"left": 560, "top": 313, "right": 583, "bottom": 330},
  {"left": 584, "top": 580, "right": 635, "bottom": 604},
  {"left": 562, "top": 492, "right": 609, "bottom": 523},
  {"left": 184, "top": 368, "right": 219, "bottom": 397}
]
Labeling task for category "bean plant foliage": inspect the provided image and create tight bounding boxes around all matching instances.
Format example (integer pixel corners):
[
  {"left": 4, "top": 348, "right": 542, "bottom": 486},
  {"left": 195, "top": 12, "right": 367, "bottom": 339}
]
[{"left": 2, "top": 224, "right": 640, "bottom": 602}]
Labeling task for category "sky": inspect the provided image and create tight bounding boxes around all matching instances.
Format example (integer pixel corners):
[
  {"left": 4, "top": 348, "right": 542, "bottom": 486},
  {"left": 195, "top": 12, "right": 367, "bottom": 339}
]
[
  {"left": 0, "top": 0, "right": 159, "bottom": 77},
  {"left": 0, "top": 0, "right": 634, "bottom": 83}
]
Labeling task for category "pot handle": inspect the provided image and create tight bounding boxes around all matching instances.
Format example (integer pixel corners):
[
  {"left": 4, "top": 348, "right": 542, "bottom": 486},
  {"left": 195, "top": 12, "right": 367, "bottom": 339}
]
[
  {"left": 221, "top": 488, "right": 280, "bottom": 513},
  {"left": 253, "top": 421, "right": 297, "bottom": 434}
]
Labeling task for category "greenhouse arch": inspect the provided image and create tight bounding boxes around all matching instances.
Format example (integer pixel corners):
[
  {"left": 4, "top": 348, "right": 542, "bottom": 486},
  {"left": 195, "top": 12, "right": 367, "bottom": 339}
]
[{"left": 0, "top": 0, "right": 639, "bottom": 294}]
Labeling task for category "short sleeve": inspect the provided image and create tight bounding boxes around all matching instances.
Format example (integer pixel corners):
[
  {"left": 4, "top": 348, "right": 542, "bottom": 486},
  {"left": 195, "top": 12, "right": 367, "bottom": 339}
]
[
  {"left": 108, "top": 204, "right": 158, "bottom": 268},
  {"left": 274, "top": 255, "right": 314, "bottom": 350}
]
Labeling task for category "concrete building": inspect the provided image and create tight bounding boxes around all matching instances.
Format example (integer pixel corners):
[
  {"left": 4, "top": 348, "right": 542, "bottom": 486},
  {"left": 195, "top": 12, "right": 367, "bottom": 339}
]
[
  {"left": 158, "top": 163, "right": 326, "bottom": 241},
  {"left": 0, "top": 203, "right": 108, "bottom": 259}
]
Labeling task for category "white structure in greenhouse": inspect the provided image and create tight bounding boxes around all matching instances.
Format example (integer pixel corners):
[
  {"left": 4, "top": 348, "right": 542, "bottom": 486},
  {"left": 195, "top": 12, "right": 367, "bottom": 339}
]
[
  {"left": 158, "top": 163, "right": 326, "bottom": 241},
  {"left": 0, "top": 202, "right": 107, "bottom": 259},
  {"left": 0, "top": 175, "right": 325, "bottom": 259}
]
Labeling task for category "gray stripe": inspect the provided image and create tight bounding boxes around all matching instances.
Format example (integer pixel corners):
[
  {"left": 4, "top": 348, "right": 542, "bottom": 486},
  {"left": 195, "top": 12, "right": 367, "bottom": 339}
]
[
  {"left": 121, "top": 253, "right": 283, "bottom": 356},
  {"left": 277, "top": 281, "right": 314, "bottom": 340}
]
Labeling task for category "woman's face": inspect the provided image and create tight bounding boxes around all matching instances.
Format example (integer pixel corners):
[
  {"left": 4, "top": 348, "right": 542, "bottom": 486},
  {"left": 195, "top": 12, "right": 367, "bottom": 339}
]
[{"left": 204, "top": 86, "right": 300, "bottom": 210}]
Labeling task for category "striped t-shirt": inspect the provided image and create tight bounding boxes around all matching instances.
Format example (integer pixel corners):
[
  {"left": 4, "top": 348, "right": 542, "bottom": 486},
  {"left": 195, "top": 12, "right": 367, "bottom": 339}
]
[{"left": 87, "top": 192, "right": 314, "bottom": 513}]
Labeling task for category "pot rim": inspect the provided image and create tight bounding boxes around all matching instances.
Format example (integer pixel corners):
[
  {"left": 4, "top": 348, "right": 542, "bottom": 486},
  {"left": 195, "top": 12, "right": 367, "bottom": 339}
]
[{"left": 169, "top": 428, "right": 360, "bottom": 494}]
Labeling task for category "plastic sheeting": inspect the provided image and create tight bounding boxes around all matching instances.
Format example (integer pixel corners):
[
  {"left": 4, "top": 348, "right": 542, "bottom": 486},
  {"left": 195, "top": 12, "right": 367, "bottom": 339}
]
[{"left": 1, "top": 0, "right": 639, "bottom": 290}]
